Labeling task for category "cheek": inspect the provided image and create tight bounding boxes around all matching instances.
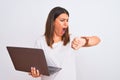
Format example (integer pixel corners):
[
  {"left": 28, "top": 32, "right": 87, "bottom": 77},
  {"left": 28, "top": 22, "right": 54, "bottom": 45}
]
[
  {"left": 54, "top": 26, "right": 61, "bottom": 32},
  {"left": 54, "top": 22, "right": 63, "bottom": 30}
]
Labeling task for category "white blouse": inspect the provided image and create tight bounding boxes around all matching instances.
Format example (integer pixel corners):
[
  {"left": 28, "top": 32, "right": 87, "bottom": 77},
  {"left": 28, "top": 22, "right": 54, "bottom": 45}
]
[{"left": 35, "top": 35, "right": 76, "bottom": 80}]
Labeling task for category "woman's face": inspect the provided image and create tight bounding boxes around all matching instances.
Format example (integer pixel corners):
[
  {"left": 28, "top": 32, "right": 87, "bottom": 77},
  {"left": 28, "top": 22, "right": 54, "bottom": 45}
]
[{"left": 53, "top": 13, "right": 69, "bottom": 37}]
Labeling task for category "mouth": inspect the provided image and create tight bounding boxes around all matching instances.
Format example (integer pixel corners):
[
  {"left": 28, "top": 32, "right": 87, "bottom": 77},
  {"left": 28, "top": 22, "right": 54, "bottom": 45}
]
[{"left": 62, "top": 28, "right": 67, "bottom": 34}]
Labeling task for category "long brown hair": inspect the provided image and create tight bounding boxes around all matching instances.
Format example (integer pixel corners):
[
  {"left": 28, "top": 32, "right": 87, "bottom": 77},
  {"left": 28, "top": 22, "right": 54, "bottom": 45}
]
[{"left": 44, "top": 6, "right": 70, "bottom": 48}]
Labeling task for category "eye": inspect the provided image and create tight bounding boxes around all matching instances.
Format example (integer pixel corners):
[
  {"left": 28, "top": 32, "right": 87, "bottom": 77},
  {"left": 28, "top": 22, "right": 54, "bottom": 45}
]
[
  {"left": 60, "top": 19, "right": 65, "bottom": 22},
  {"left": 67, "top": 19, "right": 69, "bottom": 22}
]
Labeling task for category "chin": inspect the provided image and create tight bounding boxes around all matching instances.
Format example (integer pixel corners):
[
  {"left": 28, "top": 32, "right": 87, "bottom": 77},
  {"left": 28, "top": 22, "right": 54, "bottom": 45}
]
[{"left": 58, "top": 34, "right": 63, "bottom": 37}]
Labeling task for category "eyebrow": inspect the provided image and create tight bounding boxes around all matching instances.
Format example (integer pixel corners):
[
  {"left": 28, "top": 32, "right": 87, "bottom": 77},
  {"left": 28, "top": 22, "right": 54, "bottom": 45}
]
[{"left": 59, "top": 18, "right": 69, "bottom": 20}]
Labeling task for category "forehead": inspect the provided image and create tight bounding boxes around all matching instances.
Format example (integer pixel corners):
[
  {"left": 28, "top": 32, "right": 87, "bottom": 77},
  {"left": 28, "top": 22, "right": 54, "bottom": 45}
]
[{"left": 57, "top": 13, "right": 69, "bottom": 19}]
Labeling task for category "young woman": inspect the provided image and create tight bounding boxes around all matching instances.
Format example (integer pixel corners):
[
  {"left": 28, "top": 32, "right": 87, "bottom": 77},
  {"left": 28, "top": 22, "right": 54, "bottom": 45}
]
[{"left": 29, "top": 6, "right": 101, "bottom": 80}]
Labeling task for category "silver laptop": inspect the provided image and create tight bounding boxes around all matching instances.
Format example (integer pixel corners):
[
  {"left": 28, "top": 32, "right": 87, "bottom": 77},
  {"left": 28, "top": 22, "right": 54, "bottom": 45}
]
[{"left": 7, "top": 46, "right": 61, "bottom": 76}]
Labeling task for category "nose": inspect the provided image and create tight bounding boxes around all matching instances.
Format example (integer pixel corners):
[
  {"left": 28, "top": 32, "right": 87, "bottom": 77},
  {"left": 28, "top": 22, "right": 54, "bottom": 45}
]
[{"left": 64, "top": 21, "right": 68, "bottom": 28}]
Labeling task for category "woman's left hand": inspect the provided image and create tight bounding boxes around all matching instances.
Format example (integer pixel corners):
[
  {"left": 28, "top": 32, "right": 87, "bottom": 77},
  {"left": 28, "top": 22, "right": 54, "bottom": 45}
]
[{"left": 71, "top": 37, "right": 86, "bottom": 50}]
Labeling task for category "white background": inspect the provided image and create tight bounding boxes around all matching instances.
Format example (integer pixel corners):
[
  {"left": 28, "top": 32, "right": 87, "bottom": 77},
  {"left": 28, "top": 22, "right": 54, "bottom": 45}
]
[{"left": 0, "top": 0, "right": 120, "bottom": 80}]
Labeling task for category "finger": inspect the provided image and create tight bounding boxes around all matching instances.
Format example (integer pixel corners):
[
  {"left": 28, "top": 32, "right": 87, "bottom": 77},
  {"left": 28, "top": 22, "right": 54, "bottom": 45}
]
[
  {"left": 29, "top": 67, "right": 40, "bottom": 78},
  {"left": 31, "top": 67, "right": 34, "bottom": 74},
  {"left": 31, "top": 67, "right": 37, "bottom": 76},
  {"left": 32, "top": 69, "right": 40, "bottom": 77},
  {"left": 72, "top": 41, "right": 79, "bottom": 47},
  {"left": 29, "top": 67, "right": 34, "bottom": 75},
  {"left": 71, "top": 42, "right": 82, "bottom": 50},
  {"left": 72, "top": 43, "right": 78, "bottom": 49},
  {"left": 73, "top": 39, "right": 81, "bottom": 45},
  {"left": 74, "top": 38, "right": 81, "bottom": 42},
  {"left": 36, "top": 69, "right": 40, "bottom": 76},
  {"left": 72, "top": 45, "right": 78, "bottom": 50},
  {"left": 73, "top": 45, "right": 81, "bottom": 50},
  {"left": 33, "top": 67, "right": 36, "bottom": 74}
]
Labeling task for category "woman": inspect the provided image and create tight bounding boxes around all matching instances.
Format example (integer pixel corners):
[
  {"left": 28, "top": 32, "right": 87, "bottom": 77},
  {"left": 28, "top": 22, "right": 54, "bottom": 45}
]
[{"left": 29, "top": 6, "right": 100, "bottom": 80}]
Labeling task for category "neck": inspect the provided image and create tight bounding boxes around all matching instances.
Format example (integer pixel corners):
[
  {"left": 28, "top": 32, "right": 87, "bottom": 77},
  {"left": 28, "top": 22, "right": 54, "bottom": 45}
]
[{"left": 53, "top": 34, "right": 62, "bottom": 43}]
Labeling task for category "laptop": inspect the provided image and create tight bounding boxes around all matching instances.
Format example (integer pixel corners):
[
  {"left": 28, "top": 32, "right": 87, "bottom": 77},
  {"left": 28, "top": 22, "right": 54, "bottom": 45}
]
[{"left": 7, "top": 46, "right": 61, "bottom": 76}]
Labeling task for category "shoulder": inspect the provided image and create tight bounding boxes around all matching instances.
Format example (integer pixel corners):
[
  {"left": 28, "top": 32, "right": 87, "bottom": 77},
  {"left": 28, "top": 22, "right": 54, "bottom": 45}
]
[
  {"left": 34, "top": 35, "right": 46, "bottom": 48},
  {"left": 36, "top": 35, "right": 45, "bottom": 41}
]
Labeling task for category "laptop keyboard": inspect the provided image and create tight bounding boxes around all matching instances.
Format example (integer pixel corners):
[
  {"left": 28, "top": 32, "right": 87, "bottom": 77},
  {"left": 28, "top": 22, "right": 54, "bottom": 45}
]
[{"left": 48, "top": 66, "right": 62, "bottom": 74}]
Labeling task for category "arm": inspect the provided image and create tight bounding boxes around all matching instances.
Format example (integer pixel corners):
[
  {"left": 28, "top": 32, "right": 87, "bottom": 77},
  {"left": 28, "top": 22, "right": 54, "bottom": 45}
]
[
  {"left": 82, "top": 36, "right": 101, "bottom": 47},
  {"left": 71, "top": 36, "right": 101, "bottom": 50}
]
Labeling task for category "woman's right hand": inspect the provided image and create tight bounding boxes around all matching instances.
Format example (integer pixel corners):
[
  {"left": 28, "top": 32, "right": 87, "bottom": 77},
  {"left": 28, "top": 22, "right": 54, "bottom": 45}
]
[{"left": 29, "top": 67, "right": 41, "bottom": 78}]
